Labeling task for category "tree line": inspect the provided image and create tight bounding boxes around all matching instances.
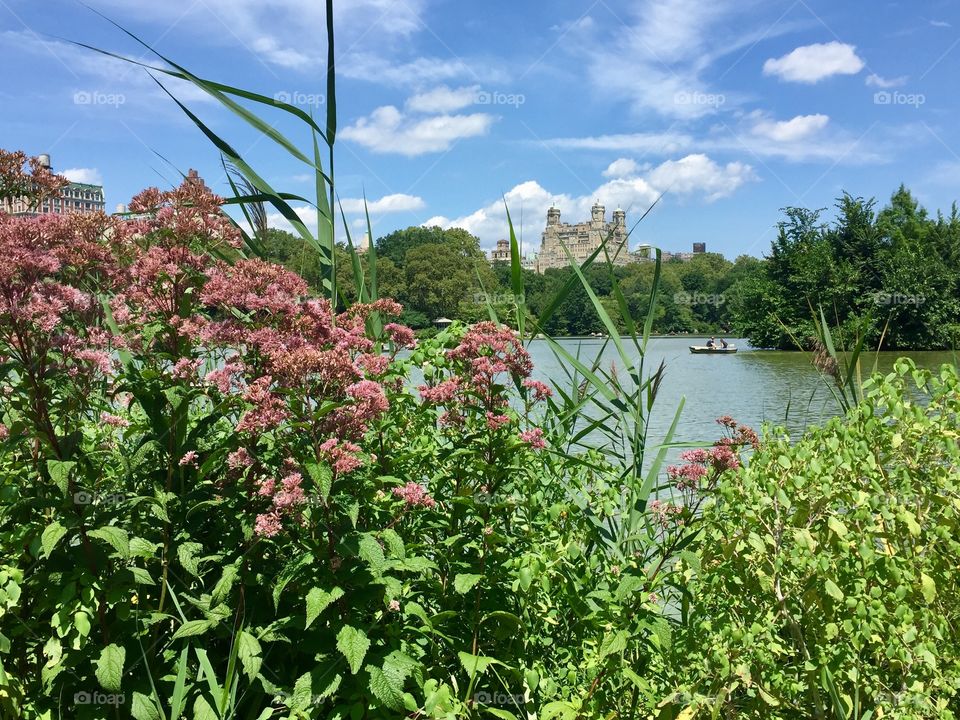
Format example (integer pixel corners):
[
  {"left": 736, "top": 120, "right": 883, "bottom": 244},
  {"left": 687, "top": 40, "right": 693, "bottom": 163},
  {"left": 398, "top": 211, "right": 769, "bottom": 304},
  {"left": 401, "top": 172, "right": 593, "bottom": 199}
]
[{"left": 261, "top": 186, "right": 960, "bottom": 349}]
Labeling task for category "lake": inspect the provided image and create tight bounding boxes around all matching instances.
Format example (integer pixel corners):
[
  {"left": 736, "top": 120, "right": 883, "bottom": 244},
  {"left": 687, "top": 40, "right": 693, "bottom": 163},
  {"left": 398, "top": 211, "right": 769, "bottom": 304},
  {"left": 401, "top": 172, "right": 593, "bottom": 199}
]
[{"left": 525, "top": 337, "right": 956, "bottom": 466}]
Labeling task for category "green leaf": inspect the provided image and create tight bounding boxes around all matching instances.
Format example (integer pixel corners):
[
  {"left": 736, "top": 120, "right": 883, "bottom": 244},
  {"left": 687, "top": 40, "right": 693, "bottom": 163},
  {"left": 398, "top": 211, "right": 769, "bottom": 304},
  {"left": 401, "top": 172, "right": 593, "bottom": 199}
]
[
  {"left": 368, "top": 664, "right": 405, "bottom": 711},
  {"left": 453, "top": 573, "right": 482, "bottom": 594},
  {"left": 131, "top": 691, "right": 163, "bottom": 720},
  {"left": 74, "top": 611, "right": 91, "bottom": 638},
  {"left": 827, "top": 516, "right": 849, "bottom": 539},
  {"left": 172, "top": 619, "right": 214, "bottom": 640},
  {"left": 457, "top": 651, "right": 503, "bottom": 677},
  {"left": 193, "top": 695, "right": 218, "bottom": 720},
  {"left": 305, "top": 586, "right": 344, "bottom": 629},
  {"left": 336, "top": 625, "right": 370, "bottom": 675},
  {"left": 305, "top": 461, "right": 333, "bottom": 500},
  {"left": 87, "top": 526, "right": 130, "bottom": 559},
  {"left": 237, "top": 630, "right": 261, "bottom": 680},
  {"left": 541, "top": 701, "right": 577, "bottom": 720},
  {"left": 272, "top": 552, "right": 314, "bottom": 609},
  {"left": 95, "top": 643, "right": 125, "bottom": 692},
  {"left": 598, "top": 630, "right": 628, "bottom": 659},
  {"left": 920, "top": 573, "right": 937, "bottom": 603},
  {"left": 41, "top": 522, "right": 67, "bottom": 559},
  {"left": 46, "top": 460, "right": 75, "bottom": 494},
  {"left": 824, "top": 579, "right": 844, "bottom": 601},
  {"left": 177, "top": 542, "right": 204, "bottom": 577}
]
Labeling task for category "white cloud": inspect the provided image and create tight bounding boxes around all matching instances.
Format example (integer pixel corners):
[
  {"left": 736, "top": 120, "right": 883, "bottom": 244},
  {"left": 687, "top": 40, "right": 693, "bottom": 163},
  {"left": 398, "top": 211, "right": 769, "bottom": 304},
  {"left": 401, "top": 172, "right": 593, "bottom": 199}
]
[
  {"left": 406, "top": 85, "right": 480, "bottom": 113},
  {"left": 763, "top": 42, "right": 865, "bottom": 83},
  {"left": 865, "top": 73, "right": 908, "bottom": 88},
  {"left": 930, "top": 19, "right": 952, "bottom": 28},
  {"left": 644, "top": 154, "right": 756, "bottom": 201},
  {"left": 339, "top": 53, "right": 499, "bottom": 87},
  {"left": 427, "top": 154, "right": 756, "bottom": 249},
  {"left": 544, "top": 115, "right": 886, "bottom": 164},
  {"left": 752, "top": 114, "right": 830, "bottom": 142},
  {"left": 602, "top": 158, "right": 641, "bottom": 178},
  {"left": 339, "top": 193, "right": 425, "bottom": 214},
  {"left": 61, "top": 168, "right": 103, "bottom": 185},
  {"left": 579, "top": 0, "right": 805, "bottom": 119},
  {"left": 340, "top": 105, "right": 495, "bottom": 155}
]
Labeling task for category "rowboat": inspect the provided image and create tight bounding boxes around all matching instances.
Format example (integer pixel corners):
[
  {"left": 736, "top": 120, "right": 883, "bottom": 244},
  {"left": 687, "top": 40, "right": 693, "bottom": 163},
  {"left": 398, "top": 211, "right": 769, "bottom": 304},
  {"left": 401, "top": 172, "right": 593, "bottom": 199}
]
[{"left": 689, "top": 345, "right": 737, "bottom": 354}]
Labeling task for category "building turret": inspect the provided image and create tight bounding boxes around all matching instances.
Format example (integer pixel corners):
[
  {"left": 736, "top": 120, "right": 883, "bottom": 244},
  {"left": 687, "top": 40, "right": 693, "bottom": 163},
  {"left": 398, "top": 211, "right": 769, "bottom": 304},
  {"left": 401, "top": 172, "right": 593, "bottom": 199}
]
[
  {"left": 613, "top": 207, "right": 626, "bottom": 227},
  {"left": 546, "top": 206, "right": 560, "bottom": 226},
  {"left": 591, "top": 201, "right": 605, "bottom": 225}
]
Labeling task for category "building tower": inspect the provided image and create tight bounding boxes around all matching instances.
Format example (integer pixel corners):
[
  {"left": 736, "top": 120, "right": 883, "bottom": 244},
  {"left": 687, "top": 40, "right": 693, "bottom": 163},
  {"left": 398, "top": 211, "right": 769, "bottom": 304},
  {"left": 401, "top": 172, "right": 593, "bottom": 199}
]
[
  {"left": 591, "top": 201, "right": 605, "bottom": 226},
  {"left": 546, "top": 206, "right": 560, "bottom": 226}
]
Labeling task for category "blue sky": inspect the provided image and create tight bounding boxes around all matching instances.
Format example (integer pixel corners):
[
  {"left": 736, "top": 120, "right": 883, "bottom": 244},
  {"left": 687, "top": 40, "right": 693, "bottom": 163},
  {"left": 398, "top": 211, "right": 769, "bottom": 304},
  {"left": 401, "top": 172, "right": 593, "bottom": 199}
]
[{"left": 2, "top": 0, "right": 959, "bottom": 258}]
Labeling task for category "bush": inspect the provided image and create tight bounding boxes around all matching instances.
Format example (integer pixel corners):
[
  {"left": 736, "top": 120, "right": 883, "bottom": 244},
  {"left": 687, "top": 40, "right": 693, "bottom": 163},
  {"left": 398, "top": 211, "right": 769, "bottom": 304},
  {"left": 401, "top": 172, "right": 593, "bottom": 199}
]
[{"left": 663, "top": 359, "right": 960, "bottom": 718}]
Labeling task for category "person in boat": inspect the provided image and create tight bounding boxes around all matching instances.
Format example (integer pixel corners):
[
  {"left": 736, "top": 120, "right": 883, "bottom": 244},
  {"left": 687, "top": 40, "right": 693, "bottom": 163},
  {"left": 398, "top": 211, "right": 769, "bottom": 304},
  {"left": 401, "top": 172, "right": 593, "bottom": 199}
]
[
  {"left": 719, "top": 338, "right": 729, "bottom": 348},
  {"left": 706, "top": 336, "right": 716, "bottom": 348}
]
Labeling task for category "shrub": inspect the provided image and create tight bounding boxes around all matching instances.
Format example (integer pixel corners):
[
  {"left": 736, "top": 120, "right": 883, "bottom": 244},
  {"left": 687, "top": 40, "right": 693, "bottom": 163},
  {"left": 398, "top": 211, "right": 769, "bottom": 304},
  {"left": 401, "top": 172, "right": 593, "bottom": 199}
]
[{"left": 664, "top": 359, "right": 960, "bottom": 719}]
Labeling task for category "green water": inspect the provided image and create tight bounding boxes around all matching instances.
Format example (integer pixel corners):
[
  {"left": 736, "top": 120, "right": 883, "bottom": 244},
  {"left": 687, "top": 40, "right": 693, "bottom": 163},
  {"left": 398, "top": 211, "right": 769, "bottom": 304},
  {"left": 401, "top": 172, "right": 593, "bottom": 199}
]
[{"left": 526, "top": 337, "right": 956, "bottom": 461}]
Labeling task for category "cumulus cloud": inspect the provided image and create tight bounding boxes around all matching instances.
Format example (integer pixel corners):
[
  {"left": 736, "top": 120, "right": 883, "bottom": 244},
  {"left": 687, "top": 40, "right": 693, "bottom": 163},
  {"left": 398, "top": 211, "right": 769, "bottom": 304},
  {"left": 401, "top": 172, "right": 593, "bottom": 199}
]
[
  {"left": 61, "top": 168, "right": 103, "bottom": 185},
  {"left": 425, "top": 154, "right": 756, "bottom": 249},
  {"left": 763, "top": 42, "right": 865, "bottom": 83},
  {"left": 340, "top": 105, "right": 495, "bottom": 155},
  {"left": 339, "top": 193, "right": 425, "bottom": 214},
  {"left": 602, "top": 158, "right": 641, "bottom": 178},
  {"left": 751, "top": 114, "right": 830, "bottom": 142}
]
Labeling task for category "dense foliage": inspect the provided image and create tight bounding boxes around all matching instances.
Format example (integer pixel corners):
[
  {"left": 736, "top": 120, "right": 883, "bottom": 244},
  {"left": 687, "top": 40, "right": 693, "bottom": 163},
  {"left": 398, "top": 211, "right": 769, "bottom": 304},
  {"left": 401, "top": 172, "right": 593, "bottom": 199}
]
[{"left": 661, "top": 359, "right": 960, "bottom": 718}]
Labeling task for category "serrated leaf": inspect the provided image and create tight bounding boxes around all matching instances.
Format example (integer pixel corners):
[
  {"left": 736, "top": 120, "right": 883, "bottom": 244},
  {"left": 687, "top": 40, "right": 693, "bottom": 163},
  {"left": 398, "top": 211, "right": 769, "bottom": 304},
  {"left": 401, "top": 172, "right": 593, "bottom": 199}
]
[
  {"left": 336, "top": 625, "right": 370, "bottom": 674},
  {"left": 41, "top": 522, "right": 67, "bottom": 559},
  {"left": 237, "top": 630, "right": 261, "bottom": 680},
  {"left": 272, "top": 552, "right": 314, "bottom": 609},
  {"left": 131, "top": 691, "right": 162, "bottom": 720},
  {"left": 305, "top": 586, "right": 344, "bottom": 629},
  {"left": 291, "top": 671, "right": 313, "bottom": 711},
  {"left": 46, "top": 460, "right": 75, "bottom": 494},
  {"left": 598, "top": 630, "right": 628, "bottom": 658},
  {"left": 211, "top": 564, "right": 238, "bottom": 605},
  {"left": 172, "top": 619, "right": 214, "bottom": 640},
  {"left": 306, "top": 461, "right": 333, "bottom": 500},
  {"left": 193, "top": 695, "right": 218, "bottom": 720},
  {"left": 453, "top": 573, "right": 482, "bottom": 594},
  {"left": 177, "top": 542, "right": 203, "bottom": 577},
  {"left": 458, "top": 651, "right": 503, "bottom": 677},
  {"left": 129, "top": 567, "right": 155, "bottom": 585},
  {"left": 95, "top": 643, "right": 125, "bottom": 692},
  {"left": 88, "top": 526, "right": 130, "bottom": 559},
  {"left": 368, "top": 664, "right": 405, "bottom": 710}
]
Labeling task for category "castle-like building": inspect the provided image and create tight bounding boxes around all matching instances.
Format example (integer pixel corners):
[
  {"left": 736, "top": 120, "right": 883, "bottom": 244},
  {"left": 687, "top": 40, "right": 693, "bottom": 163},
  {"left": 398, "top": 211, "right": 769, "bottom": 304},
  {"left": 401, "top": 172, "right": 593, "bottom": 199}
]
[{"left": 534, "top": 202, "right": 629, "bottom": 273}]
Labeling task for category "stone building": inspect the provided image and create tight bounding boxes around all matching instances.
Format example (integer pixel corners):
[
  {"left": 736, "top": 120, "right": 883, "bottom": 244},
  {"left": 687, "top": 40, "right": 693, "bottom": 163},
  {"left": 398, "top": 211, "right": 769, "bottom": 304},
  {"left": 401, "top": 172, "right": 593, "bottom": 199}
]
[
  {"left": 490, "top": 238, "right": 511, "bottom": 262},
  {"left": 534, "top": 202, "right": 628, "bottom": 273},
  {"left": 1, "top": 154, "right": 105, "bottom": 216}
]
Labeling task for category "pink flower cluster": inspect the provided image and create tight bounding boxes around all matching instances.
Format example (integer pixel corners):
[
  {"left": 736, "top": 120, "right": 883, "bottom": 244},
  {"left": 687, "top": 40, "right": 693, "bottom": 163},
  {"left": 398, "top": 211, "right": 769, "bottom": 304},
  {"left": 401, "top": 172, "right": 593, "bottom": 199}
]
[
  {"left": 254, "top": 468, "right": 307, "bottom": 538},
  {"left": 392, "top": 481, "right": 436, "bottom": 509},
  {"left": 648, "top": 499, "right": 684, "bottom": 528},
  {"left": 666, "top": 417, "right": 756, "bottom": 491},
  {"left": 520, "top": 427, "right": 547, "bottom": 450}
]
